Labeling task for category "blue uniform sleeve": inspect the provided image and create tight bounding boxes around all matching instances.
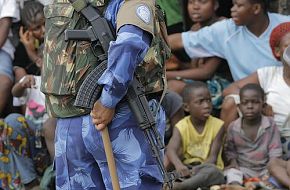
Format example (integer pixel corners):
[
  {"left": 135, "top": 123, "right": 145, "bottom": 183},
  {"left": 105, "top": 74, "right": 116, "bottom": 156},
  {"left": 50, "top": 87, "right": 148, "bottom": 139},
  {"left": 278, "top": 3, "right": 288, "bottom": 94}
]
[{"left": 98, "top": 25, "right": 152, "bottom": 108}]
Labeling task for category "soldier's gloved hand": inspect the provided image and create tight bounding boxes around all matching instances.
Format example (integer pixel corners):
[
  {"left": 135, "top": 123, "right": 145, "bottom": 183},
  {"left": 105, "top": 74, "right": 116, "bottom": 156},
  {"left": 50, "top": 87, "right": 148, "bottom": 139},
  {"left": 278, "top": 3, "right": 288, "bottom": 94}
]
[{"left": 90, "top": 100, "right": 115, "bottom": 130}]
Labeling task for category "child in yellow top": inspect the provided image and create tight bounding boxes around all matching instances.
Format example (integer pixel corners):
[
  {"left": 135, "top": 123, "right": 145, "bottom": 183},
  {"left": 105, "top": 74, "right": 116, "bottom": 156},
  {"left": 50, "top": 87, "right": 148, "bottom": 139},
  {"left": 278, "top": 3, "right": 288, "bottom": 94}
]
[{"left": 166, "top": 81, "right": 225, "bottom": 190}]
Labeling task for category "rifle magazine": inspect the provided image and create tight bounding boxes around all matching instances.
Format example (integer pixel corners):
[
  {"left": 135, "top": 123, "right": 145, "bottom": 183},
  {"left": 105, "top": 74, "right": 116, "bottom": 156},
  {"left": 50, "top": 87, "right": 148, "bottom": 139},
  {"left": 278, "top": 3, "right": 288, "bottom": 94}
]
[{"left": 74, "top": 60, "right": 107, "bottom": 109}]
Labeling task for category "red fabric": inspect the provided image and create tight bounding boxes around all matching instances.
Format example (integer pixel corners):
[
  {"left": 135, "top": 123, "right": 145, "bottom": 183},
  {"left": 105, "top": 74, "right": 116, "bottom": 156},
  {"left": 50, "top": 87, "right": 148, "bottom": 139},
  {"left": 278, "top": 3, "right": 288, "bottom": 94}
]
[
  {"left": 269, "top": 22, "right": 290, "bottom": 60},
  {"left": 244, "top": 177, "right": 260, "bottom": 184}
]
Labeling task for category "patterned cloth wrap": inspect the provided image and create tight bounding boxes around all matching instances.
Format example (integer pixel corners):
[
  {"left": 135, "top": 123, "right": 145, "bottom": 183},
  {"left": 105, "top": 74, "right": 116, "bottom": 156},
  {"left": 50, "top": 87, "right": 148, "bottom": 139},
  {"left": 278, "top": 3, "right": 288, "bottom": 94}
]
[{"left": 0, "top": 114, "right": 37, "bottom": 190}]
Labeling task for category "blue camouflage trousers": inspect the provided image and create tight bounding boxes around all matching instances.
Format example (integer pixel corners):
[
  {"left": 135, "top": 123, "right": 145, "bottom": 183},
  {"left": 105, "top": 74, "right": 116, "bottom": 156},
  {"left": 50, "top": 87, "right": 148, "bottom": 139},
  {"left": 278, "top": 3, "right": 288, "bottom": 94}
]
[{"left": 55, "top": 100, "right": 166, "bottom": 190}]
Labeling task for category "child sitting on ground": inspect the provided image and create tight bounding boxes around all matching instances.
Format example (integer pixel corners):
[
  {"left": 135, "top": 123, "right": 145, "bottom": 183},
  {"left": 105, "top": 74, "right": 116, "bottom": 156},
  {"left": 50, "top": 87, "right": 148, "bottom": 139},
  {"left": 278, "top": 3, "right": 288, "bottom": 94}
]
[
  {"left": 166, "top": 82, "right": 225, "bottom": 190},
  {"left": 221, "top": 22, "right": 290, "bottom": 189},
  {"left": 224, "top": 84, "right": 282, "bottom": 187}
]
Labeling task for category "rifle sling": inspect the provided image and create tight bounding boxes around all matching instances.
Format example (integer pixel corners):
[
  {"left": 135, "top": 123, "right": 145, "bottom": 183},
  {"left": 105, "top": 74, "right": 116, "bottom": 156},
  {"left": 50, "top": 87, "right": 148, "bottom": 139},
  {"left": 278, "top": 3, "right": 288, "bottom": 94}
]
[{"left": 70, "top": 0, "right": 87, "bottom": 12}]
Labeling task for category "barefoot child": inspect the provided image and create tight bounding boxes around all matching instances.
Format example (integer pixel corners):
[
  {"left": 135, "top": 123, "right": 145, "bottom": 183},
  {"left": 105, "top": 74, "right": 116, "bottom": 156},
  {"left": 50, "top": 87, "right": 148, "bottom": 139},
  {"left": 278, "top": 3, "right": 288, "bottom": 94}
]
[
  {"left": 224, "top": 84, "right": 282, "bottom": 186},
  {"left": 166, "top": 82, "right": 225, "bottom": 189}
]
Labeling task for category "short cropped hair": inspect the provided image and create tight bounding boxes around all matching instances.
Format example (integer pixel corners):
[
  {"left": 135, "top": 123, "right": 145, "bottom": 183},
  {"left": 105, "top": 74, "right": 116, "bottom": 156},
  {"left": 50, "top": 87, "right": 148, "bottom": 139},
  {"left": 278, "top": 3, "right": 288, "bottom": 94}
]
[
  {"left": 248, "top": 0, "right": 269, "bottom": 13},
  {"left": 239, "top": 83, "right": 265, "bottom": 101},
  {"left": 181, "top": 81, "right": 208, "bottom": 103}
]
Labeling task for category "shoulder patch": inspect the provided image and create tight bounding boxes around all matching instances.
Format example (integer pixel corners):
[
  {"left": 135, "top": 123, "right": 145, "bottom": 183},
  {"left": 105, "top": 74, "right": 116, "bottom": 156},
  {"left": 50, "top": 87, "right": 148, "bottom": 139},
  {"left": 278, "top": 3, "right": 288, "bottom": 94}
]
[{"left": 136, "top": 4, "right": 151, "bottom": 24}]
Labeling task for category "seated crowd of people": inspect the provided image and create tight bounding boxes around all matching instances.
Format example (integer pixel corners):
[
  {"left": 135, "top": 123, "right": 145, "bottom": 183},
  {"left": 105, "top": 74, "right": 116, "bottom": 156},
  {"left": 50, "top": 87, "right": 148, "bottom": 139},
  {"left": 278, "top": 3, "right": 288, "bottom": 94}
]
[
  {"left": 162, "top": 0, "right": 290, "bottom": 189},
  {"left": 0, "top": 0, "right": 289, "bottom": 189},
  {"left": 0, "top": 0, "right": 55, "bottom": 189}
]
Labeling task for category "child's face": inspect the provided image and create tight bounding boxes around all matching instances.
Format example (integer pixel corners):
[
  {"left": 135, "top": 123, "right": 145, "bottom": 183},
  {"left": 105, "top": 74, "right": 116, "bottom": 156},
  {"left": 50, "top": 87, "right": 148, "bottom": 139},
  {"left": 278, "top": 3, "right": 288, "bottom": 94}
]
[
  {"left": 184, "top": 87, "right": 213, "bottom": 121},
  {"left": 239, "top": 89, "right": 264, "bottom": 121},
  {"left": 231, "top": 0, "right": 259, "bottom": 26},
  {"left": 187, "top": 0, "right": 217, "bottom": 23},
  {"left": 28, "top": 13, "right": 45, "bottom": 41}
]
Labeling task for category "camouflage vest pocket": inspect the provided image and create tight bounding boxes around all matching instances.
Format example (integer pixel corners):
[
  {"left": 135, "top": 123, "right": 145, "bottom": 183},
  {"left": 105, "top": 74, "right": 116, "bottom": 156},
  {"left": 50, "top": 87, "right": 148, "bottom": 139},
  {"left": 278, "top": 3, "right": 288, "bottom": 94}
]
[
  {"left": 74, "top": 41, "right": 99, "bottom": 91},
  {"left": 41, "top": 3, "right": 79, "bottom": 95},
  {"left": 41, "top": 3, "right": 99, "bottom": 96}
]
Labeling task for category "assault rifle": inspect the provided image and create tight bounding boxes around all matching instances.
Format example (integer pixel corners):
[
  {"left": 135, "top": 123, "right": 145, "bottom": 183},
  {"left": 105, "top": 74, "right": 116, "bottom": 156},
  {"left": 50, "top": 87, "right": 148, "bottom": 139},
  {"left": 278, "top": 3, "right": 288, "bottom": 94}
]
[{"left": 65, "top": 0, "right": 176, "bottom": 188}]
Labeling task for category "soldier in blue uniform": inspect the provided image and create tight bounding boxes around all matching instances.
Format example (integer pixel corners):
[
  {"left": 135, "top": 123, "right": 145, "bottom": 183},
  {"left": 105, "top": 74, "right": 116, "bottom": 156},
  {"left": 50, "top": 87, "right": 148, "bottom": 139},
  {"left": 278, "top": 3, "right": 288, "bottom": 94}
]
[{"left": 42, "top": 0, "right": 170, "bottom": 189}]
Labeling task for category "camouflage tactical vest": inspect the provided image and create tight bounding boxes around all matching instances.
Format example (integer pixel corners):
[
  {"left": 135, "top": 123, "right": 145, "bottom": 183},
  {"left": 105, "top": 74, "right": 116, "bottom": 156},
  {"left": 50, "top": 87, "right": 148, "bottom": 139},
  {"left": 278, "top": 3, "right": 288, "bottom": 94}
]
[
  {"left": 137, "top": 4, "right": 171, "bottom": 95},
  {"left": 117, "top": 0, "right": 171, "bottom": 95},
  {"left": 41, "top": 0, "right": 105, "bottom": 117},
  {"left": 41, "top": 0, "right": 170, "bottom": 118}
]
